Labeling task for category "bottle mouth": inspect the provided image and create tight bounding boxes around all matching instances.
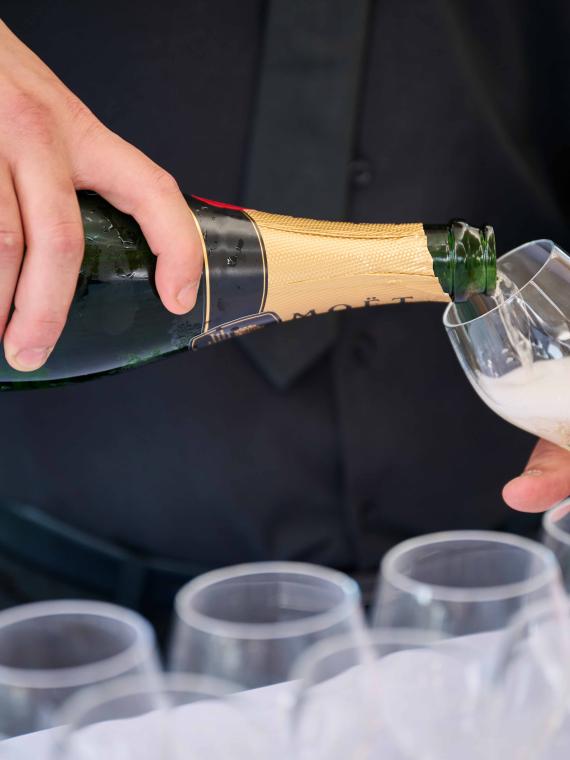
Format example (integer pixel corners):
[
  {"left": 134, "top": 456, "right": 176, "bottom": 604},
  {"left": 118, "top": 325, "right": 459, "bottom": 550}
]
[
  {"left": 449, "top": 220, "right": 496, "bottom": 302},
  {"left": 443, "top": 239, "right": 556, "bottom": 328},
  {"left": 482, "top": 225, "right": 497, "bottom": 295}
]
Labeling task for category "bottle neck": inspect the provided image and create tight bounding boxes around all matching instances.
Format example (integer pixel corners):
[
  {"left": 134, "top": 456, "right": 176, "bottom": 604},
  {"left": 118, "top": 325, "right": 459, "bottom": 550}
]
[{"left": 425, "top": 220, "right": 496, "bottom": 301}]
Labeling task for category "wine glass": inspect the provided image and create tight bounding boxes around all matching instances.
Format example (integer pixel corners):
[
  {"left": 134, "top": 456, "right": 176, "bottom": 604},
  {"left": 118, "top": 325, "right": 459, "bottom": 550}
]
[
  {"left": 443, "top": 240, "right": 570, "bottom": 448},
  {"left": 290, "top": 628, "right": 509, "bottom": 760},
  {"left": 487, "top": 597, "right": 570, "bottom": 759},
  {"left": 169, "top": 562, "right": 365, "bottom": 688},
  {"left": 0, "top": 600, "right": 159, "bottom": 739},
  {"left": 543, "top": 499, "right": 570, "bottom": 590},
  {"left": 372, "top": 530, "right": 565, "bottom": 636},
  {"left": 291, "top": 608, "right": 570, "bottom": 760},
  {"left": 52, "top": 672, "right": 268, "bottom": 760}
]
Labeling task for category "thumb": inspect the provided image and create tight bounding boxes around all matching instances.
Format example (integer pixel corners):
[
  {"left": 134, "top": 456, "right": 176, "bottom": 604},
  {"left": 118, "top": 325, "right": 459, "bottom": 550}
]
[{"left": 503, "top": 439, "right": 570, "bottom": 512}]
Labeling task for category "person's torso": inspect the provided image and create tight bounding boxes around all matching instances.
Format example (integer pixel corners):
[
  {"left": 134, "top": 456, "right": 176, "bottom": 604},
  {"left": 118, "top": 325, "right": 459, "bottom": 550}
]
[{"left": 1, "top": 0, "right": 565, "bottom": 570}]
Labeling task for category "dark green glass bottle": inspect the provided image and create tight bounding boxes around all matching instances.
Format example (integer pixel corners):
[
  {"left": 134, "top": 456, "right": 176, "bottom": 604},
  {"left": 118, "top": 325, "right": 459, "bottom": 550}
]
[{"left": 0, "top": 192, "right": 496, "bottom": 390}]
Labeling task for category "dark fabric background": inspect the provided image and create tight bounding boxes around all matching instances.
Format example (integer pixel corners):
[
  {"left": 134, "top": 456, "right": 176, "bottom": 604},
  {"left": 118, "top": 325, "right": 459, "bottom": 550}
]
[{"left": 0, "top": 1, "right": 565, "bottom": 608}]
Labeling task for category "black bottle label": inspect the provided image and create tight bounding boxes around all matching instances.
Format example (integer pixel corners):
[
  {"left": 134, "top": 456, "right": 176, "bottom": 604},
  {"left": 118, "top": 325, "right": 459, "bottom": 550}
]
[
  {"left": 190, "top": 312, "right": 281, "bottom": 349},
  {"left": 187, "top": 197, "right": 274, "bottom": 348}
]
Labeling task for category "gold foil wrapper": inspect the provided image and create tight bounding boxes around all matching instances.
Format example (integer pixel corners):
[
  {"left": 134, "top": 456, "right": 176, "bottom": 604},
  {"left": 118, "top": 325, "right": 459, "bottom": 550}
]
[{"left": 246, "top": 209, "right": 449, "bottom": 319}]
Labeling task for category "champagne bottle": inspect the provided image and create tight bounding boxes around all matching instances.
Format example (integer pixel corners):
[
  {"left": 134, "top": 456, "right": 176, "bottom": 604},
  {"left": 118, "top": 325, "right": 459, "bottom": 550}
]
[{"left": 0, "top": 192, "right": 496, "bottom": 390}]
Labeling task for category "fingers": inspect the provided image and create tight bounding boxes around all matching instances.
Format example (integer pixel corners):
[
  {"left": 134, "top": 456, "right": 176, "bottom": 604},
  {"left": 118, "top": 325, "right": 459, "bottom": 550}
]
[
  {"left": 74, "top": 127, "right": 203, "bottom": 314},
  {"left": 0, "top": 31, "right": 202, "bottom": 376},
  {"left": 0, "top": 21, "right": 202, "bottom": 372},
  {"left": 3, "top": 146, "right": 84, "bottom": 371},
  {"left": 0, "top": 163, "right": 24, "bottom": 339},
  {"left": 503, "top": 438, "right": 570, "bottom": 512}
]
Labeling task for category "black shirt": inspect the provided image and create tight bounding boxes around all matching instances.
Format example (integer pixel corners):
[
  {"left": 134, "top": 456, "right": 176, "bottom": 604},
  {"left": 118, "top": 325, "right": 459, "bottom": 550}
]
[{"left": 0, "top": 0, "right": 562, "bottom": 587}]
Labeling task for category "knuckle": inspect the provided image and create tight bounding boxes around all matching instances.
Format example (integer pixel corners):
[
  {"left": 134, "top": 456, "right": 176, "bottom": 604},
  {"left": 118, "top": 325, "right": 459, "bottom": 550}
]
[
  {"left": 47, "top": 221, "right": 84, "bottom": 261},
  {"left": 149, "top": 167, "right": 180, "bottom": 197},
  {"left": 62, "top": 89, "right": 94, "bottom": 124},
  {"left": 28, "top": 217, "right": 84, "bottom": 265},
  {"left": 7, "top": 91, "right": 53, "bottom": 144},
  {"left": 126, "top": 166, "right": 181, "bottom": 218},
  {"left": 73, "top": 111, "right": 106, "bottom": 148},
  {"left": 0, "top": 230, "right": 24, "bottom": 264}
]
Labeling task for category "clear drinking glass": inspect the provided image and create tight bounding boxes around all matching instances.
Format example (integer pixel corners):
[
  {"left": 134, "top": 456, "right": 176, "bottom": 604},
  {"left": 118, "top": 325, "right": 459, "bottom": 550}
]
[
  {"left": 53, "top": 672, "right": 268, "bottom": 760},
  {"left": 543, "top": 499, "right": 570, "bottom": 590},
  {"left": 443, "top": 240, "right": 570, "bottom": 448},
  {"left": 0, "top": 600, "right": 159, "bottom": 738},
  {"left": 291, "top": 628, "right": 498, "bottom": 760},
  {"left": 169, "top": 562, "right": 364, "bottom": 689},
  {"left": 372, "top": 530, "right": 565, "bottom": 636},
  {"left": 291, "top": 610, "right": 570, "bottom": 760},
  {"left": 488, "top": 597, "right": 570, "bottom": 759}
]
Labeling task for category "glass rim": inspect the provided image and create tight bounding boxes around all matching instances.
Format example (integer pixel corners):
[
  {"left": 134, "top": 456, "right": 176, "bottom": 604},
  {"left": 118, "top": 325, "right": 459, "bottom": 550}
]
[
  {"left": 174, "top": 561, "right": 361, "bottom": 640},
  {"left": 443, "top": 239, "right": 557, "bottom": 329},
  {"left": 57, "top": 671, "right": 243, "bottom": 735},
  {"left": 543, "top": 498, "right": 570, "bottom": 547},
  {"left": 380, "top": 530, "right": 560, "bottom": 603},
  {"left": 0, "top": 599, "right": 156, "bottom": 689},
  {"left": 289, "top": 627, "right": 444, "bottom": 684}
]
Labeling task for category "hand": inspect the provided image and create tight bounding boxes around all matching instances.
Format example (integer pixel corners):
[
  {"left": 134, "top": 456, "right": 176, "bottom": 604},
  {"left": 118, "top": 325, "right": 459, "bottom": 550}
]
[
  {"left": 503, "top": 438, "right": 570, "bottom": 511},
  {"left": 0, "top": 20, "right": 202, "bottom": 372}
]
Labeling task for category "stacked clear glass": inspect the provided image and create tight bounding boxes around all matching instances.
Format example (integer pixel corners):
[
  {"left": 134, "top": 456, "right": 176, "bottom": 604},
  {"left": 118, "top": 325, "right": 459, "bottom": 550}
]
[
  {"left": 0, "top": 600, "right": 159, "bottom": 739},
  {"left": 170, "top": 562, "right": 365, "bottom": 688},
  {"left": 55, "top": 672, "right": 266, "bottom": 760},
  {"left": 372, "top": 530, "right": 564, "bottom": 635},
  {"left": 543, "top": 499, "right": 570, "bottom": 590}
]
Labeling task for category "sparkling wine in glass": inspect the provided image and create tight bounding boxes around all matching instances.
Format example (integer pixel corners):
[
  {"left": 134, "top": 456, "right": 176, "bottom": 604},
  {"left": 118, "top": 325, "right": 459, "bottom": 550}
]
[{"left": 444, "top": 240, "right": 570, "bottom": 448}]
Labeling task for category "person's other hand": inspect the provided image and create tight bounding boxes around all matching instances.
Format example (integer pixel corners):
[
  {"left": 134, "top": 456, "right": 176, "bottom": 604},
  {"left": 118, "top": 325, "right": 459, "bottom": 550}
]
[
  {"left": 0, "top": 20, "right": 202, "bottom": 372},
  {"left": 503, "top": 438, "right": 570, "bottom": 511}
]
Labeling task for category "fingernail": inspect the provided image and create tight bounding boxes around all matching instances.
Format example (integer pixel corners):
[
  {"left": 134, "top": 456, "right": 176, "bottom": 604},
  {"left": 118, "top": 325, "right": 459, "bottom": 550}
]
[
  {"left": 176, "top": 281, "right": 199, "bottom": 311},
  {"left": 522, "top": 469, "right": 543, "bottom": 477},
  {"left": 10, "top": 347, "right": 52, "bottom": 371}
]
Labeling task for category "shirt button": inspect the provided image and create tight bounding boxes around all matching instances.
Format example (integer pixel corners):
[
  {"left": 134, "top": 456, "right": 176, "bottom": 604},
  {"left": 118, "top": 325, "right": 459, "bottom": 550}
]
[{"left": 349, "top": 158, "right": 373, "bottom": 188}]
